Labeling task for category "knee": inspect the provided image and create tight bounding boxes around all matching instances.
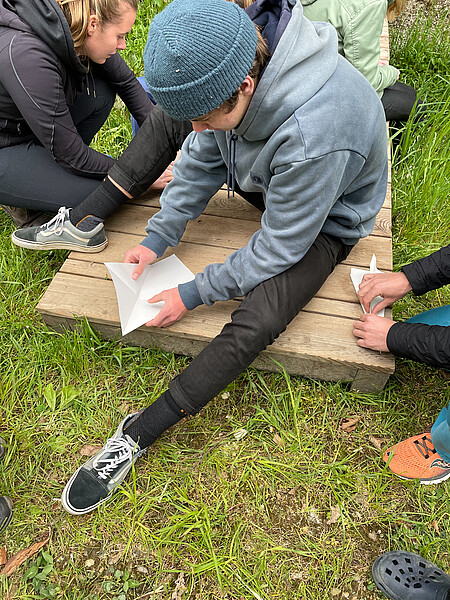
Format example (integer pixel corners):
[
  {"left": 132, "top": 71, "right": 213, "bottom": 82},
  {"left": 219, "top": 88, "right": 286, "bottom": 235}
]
[{"left": 229, "top": 302, "right": 287, "bottom": 349}]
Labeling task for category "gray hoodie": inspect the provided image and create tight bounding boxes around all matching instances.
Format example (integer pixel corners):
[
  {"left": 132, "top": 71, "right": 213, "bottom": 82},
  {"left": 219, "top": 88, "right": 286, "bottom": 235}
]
[
  {"left": 0, "top": 0, "right": 151, "bottom": 177},
  {"left": 141, "top": 0, "right": 388, "bottom": 309}
]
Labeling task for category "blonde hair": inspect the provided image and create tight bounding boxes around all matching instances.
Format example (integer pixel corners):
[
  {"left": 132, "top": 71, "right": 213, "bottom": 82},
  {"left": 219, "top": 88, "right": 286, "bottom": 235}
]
[
  {"left": 387, "top": 0, "right": 407, "bottom": 22},
  {"left": 56, "top": 0, "right": 138, "bottom": 51},
  {"left": 229, "top": 0, "right": 255, "bottom": 8}
]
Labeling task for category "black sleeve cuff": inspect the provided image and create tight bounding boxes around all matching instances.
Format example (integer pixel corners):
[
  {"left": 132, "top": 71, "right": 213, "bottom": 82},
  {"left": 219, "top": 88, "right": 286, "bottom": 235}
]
[{"left": 387, "top": 321, "right": 450, "bottom": 370}]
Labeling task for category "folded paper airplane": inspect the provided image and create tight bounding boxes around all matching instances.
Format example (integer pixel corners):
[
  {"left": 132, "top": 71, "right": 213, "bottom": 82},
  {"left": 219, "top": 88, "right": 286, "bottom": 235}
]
[
  {"left": 350, "top": 254, "right": 385, "bottom": 316},
  {"left": 105, "top": 255, "right": 194, "bottom": 336}
]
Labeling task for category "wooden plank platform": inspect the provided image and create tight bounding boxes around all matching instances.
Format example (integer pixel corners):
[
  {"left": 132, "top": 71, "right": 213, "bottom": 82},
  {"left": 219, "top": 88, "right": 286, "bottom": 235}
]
[{"left": 37, "top": 22, "right": 395, "bottom": 393}]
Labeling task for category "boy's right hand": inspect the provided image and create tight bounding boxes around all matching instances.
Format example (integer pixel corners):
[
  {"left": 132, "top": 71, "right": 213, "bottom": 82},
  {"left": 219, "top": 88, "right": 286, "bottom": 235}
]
[
  {"left": 124, "top": 244, "right": 157, "bottom": 280},
  {"left": 358, "top": 271, "right": 412, "bottom": 314}
]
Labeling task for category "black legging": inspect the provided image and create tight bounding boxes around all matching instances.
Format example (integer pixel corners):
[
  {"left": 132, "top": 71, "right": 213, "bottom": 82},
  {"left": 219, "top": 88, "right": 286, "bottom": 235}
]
[
  {"left": 381, "top": 80, "right": 425, "bottom": 123},
  {"left": 0, "top": 77, "right": 115, "bottom": 212}
]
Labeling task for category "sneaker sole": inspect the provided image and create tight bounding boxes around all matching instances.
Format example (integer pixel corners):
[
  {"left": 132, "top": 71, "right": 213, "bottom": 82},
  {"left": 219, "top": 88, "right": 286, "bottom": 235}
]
[
  {"left": 396, "top": 468, "right": 450, "bottom": 485},
  {"left": 11, "top": 233, "right": 108, "bottom": 253},
  {"left": 0, "top": 497, "right": 14, "bottom": 533},
  {"left": 61, "top": 466, "right": 116, "bottom": 515}
]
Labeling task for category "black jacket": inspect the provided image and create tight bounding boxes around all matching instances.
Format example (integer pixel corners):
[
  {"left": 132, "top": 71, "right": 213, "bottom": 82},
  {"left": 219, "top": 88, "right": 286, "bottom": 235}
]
[
  {"left": 387, "top": 244, "right": 450, "bottom": 369},
  {"left": 0, "top": 0, "right": 152, "bottom": 178}
]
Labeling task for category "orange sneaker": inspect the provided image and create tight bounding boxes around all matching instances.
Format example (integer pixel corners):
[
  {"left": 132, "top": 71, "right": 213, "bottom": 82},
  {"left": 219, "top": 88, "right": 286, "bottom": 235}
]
[{"left": 383, "top": 433, "right": 450, "bottom": 485}]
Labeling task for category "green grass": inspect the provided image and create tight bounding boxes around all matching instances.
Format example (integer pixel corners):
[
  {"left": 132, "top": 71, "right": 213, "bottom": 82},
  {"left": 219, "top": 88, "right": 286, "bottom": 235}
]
[{"left": 0, "top": 4, "right": 449, "bottom": 599}]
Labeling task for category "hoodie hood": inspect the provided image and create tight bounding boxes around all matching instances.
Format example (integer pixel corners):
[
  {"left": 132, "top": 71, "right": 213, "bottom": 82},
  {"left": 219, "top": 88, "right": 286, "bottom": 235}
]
[
  {"left": 0, "top": 0, "right": 87, "bottom": 74},
  {"left": 236, "top": 0, "right": 338, "bottom": 141}
]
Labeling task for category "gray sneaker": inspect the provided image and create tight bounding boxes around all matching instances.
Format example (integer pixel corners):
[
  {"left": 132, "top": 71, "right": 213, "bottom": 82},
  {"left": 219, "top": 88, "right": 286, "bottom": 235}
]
[
  {"left": 61, "top": 412, "right": 146, "bottom": 515},
  {"left": 11, "top": 207, "right": 108, "bottom": 253}
]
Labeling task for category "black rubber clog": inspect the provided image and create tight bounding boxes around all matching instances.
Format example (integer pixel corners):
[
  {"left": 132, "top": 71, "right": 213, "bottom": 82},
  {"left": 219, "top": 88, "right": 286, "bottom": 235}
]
[{"left": 372, "top": 551, "right": 450, "bottom": 600}]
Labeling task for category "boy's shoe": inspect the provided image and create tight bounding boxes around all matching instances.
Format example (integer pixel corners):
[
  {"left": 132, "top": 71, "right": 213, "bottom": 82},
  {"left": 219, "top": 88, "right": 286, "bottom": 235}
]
[
  {"left": 372, "top": 551, "right": 450, "bottom": 600},
  {"left": 0, "top": 496, "right": 13, "bottom": 533},
  {"left": 383, "top": 433, "right": 450, "bottom": 485},
  {"left": 11, "top": 207, "right": 108, "bottom": 253},
  {"left": 61, "top": 413, "right": 146, "bottom": 515}
]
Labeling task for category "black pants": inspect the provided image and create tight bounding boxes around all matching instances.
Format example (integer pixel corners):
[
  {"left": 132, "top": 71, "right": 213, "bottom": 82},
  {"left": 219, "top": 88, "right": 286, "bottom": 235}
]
[
  {"left": 381, "top": 80, "right": 424, "bottom": 123},
  {"left": 0, "top": 77, "right": 115, "bottom": 212},
  {"left": 168, "top": 229, "right": 352, "bottom": 415},
  {"left": 107, "top": 105, "right": 192, "bottom": 198}
]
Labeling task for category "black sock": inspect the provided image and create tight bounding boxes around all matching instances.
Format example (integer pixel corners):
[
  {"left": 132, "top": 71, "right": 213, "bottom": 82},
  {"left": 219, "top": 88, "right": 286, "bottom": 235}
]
[
  {"left": 69, "top": 177, "right": 130, "bottom": 230},
  {"left": 124, "top": 391, "right": 187, "bottom": 449}
]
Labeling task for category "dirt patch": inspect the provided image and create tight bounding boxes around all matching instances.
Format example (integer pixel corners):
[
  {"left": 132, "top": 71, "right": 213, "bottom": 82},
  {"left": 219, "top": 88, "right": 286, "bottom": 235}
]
[{"left": 391, "top": 0, "right": 450, "bottom": 30}]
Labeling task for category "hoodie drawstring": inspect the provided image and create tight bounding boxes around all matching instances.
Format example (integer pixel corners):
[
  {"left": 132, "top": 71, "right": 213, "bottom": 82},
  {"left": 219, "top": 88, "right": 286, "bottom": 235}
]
[
  {"left": 227, "top": 133, "right": 238, "bottom": 198},
  {"left": 85, "top": 68, "right": 96, "bottom": 98}
]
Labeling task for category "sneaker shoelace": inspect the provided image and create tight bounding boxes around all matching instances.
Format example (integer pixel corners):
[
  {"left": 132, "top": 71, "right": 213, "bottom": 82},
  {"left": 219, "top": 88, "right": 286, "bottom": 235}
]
[
  {"left": 93, "top": 437, "right": 136, "bottom": 480},
  {"left": 413, "top": 435, "right": 437, "bottom": 460},
  {"left": 42, "top": 206, "right": 67, "bottom": 236}
]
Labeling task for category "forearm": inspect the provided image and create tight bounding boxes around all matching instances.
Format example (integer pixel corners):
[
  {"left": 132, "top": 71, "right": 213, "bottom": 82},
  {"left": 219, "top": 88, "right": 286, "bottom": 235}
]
[
  {"left": 96, "top": 55, "right": 154, "bottom": 127},
  {"left": 401, "top": 244, "right": 450, "bottom": 295},
  {"left": 387, "top": 321, "right": 450, "bottom": 370}
]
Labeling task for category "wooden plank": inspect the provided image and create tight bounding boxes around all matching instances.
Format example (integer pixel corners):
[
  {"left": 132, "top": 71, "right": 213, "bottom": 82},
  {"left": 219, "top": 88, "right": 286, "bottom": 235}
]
[
  {"left": 60, "top": 254, "right": 390, "bottom": 310},
  {"left": 133, "top": 189, "right": 392, "bottom": 226},
  {"left": 38, "top": 272, "right": 393, "bottom": 373},
  {"left": 100, "top": 206, "right": 393, "bottom": 269}
]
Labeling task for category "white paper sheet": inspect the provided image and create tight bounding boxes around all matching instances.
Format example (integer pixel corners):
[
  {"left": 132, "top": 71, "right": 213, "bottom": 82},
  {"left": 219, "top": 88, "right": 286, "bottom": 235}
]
[
  {"left": 105, "top": 255, "right": 194, "bottom": 335},
  {"left": 350, "top": 254, "right": 385, "bottom": 316}
]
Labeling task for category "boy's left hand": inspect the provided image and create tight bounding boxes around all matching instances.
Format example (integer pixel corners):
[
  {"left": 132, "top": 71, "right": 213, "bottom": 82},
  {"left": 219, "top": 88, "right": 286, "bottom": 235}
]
[
  {"left": 352, "top": 313, "right": 396, "bottom": 352},
  {"left": 145, "top": 287, "right": 188, "bottom": 328}
]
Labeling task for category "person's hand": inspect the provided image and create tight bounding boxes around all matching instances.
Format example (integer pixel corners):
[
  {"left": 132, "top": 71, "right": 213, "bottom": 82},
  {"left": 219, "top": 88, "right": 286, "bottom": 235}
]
[
  {"left": 124, "top": 244, "right": 157, "bottom": 280},
  {"left": 149, "top": 165, "right": 174, "bottom": 190},
  {"left": 149, "top": 151, "right": 181, "bottom": 190},
  {"left": 146, "top": 287, "right": 188, "bottom": 328},
  {"left": 358, "top": 272, "right": 412, "bottom": 314},
  {"left": 352, "top": 313, "right": 396, "bottom": 352}
]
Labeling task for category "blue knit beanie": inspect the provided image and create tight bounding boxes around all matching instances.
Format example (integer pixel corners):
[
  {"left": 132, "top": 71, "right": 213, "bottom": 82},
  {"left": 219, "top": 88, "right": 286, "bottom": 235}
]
[{"left": 143, "top": 0, "right": 258, "bottom": 121}]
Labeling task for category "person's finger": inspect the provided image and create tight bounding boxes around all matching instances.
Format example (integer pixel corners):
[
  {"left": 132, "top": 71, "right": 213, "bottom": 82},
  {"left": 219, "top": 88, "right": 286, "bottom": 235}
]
[
  {"left": 148, "top": 292, "right": 165, "bottom": 304},
  {"left": 353, "top": 320, "right": 365, "bottom": 331},
  {"left": 124, "top": 250, "right": 137, "bottom": 264},
  {"left": 132, "top": 257, "right": 148, "bottom": 280}
]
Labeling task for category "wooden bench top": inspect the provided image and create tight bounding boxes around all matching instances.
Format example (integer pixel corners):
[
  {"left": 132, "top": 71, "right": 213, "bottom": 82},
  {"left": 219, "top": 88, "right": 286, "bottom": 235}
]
[{"left": 36, "top": 21, "right": 394, "bottom": 394}]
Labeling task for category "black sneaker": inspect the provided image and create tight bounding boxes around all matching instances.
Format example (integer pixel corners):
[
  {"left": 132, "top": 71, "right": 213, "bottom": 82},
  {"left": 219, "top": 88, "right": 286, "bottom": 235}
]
[
  {"left": 11, "top": 207, "right": 108, "bottom": 253},
  {"left": 0, "top": 496, "right": 13, "bottom": 533},
  {"left": 61, "top": 413, "right": 146, "bottom": 515}
]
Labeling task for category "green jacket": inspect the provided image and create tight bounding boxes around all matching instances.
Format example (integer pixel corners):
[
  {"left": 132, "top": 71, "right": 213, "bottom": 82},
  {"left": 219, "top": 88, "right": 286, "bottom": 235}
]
[{"left": 301, "top": 0, "right": 399, "bottom": 97}]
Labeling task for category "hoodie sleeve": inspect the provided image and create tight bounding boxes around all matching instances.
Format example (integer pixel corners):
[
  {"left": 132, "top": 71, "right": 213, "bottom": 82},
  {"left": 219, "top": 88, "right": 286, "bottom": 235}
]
[
  {"left": 94, "top": 54, "right": 153, "bottom": 127},
  {"left": 401, "top": 244, "right": 450, "bottom": 296},
  {"left": 141, "top": 130, "right": 228, "bottom": 255},
  {"left": 341, "top": 1, "right": 399, "bottom": 97},
  {"left": 4, "top": 33, "right": 114, "bottom": 177}
]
